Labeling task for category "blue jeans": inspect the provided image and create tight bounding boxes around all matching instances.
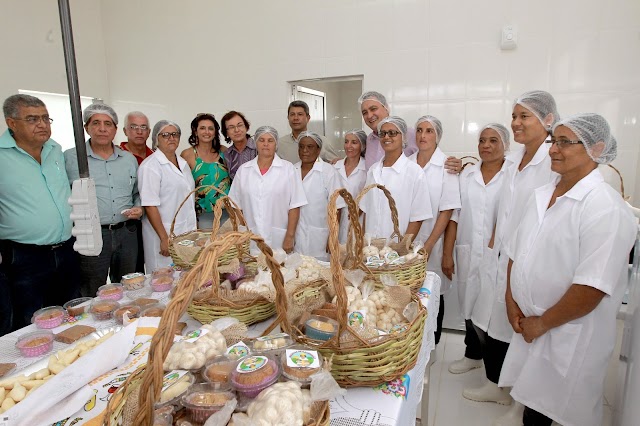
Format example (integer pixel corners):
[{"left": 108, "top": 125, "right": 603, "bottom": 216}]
[
  {"left": 79, "top": 221, "right": 139, "bottom": 297},
  {"left": 0, "top": 238, "right": 81, "bottom": 333}
]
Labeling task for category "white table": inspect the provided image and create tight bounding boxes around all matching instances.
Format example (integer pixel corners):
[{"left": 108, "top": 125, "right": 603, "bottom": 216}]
[{"left": 0, "top": 272, "right": 441, "bottom": 426}]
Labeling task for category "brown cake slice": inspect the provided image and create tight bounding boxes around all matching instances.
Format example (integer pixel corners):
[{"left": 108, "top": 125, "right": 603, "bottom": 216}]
[{"left": 55, "top": 325, "right": 96, "bottom": 344}]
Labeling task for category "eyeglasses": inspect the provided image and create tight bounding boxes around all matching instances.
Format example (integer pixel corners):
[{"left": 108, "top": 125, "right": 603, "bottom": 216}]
[
  {"left": 226, "top": 123, "right": 245, "bottom": 132},
  {"left": 379, "top": 130, "right": 401, "bottom": 138},
  {"left": 128, "top": 124, "right": 149, "bottom": 131},
  {"left": 159, "top": 132, "right": 180, "bottom": 139},
  {"left": 14, "top": 115, "right": 53, "bottom": 125},
  {"left": 546, "top": 138, "right": 583, "bottom": 149}
]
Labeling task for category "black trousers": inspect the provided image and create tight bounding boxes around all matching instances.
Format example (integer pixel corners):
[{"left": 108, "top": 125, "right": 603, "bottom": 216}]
[
  {"left": 134, "top": 219, "right": 145, "bottom": 273},
  {"left": 473, "top": 324, "right": 510, "bottom": 383},
  {"left": 464, "top": 319, "right": 482, "bottom": 360},
  {"left": 435, "top": 295, "right": 445, "bottom": 344},
  {"left": 523, "top": 406, "right": 553, "bottom": 426}
]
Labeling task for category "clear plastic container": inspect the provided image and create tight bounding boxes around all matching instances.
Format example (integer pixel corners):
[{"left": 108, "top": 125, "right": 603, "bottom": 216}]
[
  {"left": 230, "top": 355, "right": 280, "bottom": 398},
  {"left": 63, "top": 297, "right": 92, "bottom": 317},
  {"left": 32, "top": 306, "right": 65, "bottom": 329},
  {"left": 16, "top": 330, "right": 54, "bottom": 357},
  {"left": 280, "top": 345, "right": 323, "bottom": 385},
  {"left": 151, "top": 275, "right": 174, "bottom": 292},
  {"left": 113, "top": 304, "right": 141, "bottom": 325},
  {"left": 203, "top": 355, "right": 236, "bottom": 385},
  {"left": 152, "top": 266, "right": 174, "bottom": 277},
  {"left": 250, "top": 333, "right": 293, "bottom": 359},
  {"left": 90, "top": 299, "right": 120, "bottom": 321},
  {"left": 97, "top": 283, "right": 124, "bottom": 301},
  {"left": 121, "top": 272, "right": 146, "bottom": 290},
  {"left": 304, "top": 315, "right": 338, "bottom": 341},
  {"left": 141, "top": 303, "right": 165, "bottom": 318},
  {"left": 181, "top": 382, "right": 235, "bottom": 424},
  {"left": 155, "top": 371, "right": 195, "bottom": 410}
]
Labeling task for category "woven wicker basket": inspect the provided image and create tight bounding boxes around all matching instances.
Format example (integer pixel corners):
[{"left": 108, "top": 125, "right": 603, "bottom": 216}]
[
  {"left": 348, "top": 184, "right": 428, "bottom": 292},
  {"left": 104, "top": 232, "right": 329, "bottom": 425},
  {"left": 276, "top": 189, "right": 427, "bottom": 387},
  {"left": 169, "top": 186, "right": 249, "bottom": 269}
]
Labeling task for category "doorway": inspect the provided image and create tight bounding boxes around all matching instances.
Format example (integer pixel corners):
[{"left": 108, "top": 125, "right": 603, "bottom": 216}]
[{"left": 289, "top": 76, "right": 363, "bottom": 159}]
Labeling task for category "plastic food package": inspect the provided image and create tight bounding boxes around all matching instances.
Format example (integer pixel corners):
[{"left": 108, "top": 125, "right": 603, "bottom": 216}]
[{"left": 310, "top": 369, "right": 346, "bottom": 401}]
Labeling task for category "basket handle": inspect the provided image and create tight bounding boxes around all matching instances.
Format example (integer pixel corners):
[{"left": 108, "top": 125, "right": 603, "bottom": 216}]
[
  {"left": 606, "top": 164, "right": 627, "bottom": 200},
  {"left": 169, "top": 184, "right": 227, "bottom": 238},
  {"left": 352, "top": 184, "right": 403, "bottom": 259},
  {"left": 210, "top": 195, "right": 247, "bottom": 236},
  {"left": 134, "top": 231, "right": 285, "bottom": 425},
  {"left": 327, "top": 189, "right": 376, "bottom": 345}
]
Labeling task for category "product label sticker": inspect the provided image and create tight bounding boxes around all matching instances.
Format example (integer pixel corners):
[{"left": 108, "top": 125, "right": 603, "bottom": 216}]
[
  {"left": 174, "top": 328, "right": 209, "bottom": 343},
  {"left": 227, "top": 341, "right": 250, "bottom": 358},
  {"left": 122, "top": 272, "right": 145, "bottom": 280},
  {"left": 177, "top": 239, "right": 195, "bottom": 247},
  {"left": 389, "top": 323, "right": 408, "bottom": 334},
  {"left": 384, "top": 251, "right": 400, "bottom": 262},
  {"left": 161, "top": 370, "right": 188, "bottom": 392},
  {"left": 256, "top": 333, "right": 289, "bottom": 342},
  {"left": 286, "top": 349, "right": 320, "bottom": 369},
  {"left": 365, "top": 255, "right": 385, "bottom": 267},
  {"left": 417, "top": 286, "right": 431, "bottom": 302},
  {"left": 347, "top": 310, "right": 366, "bottom": 328},
  {"left": 236, "top": 356, "right": 268, "bottom": 373}
]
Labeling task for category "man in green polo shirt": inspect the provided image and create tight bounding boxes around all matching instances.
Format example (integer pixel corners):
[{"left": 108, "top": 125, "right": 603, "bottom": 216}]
[{"left": 0, "top": 94, "right": 81, "bottom": 334}]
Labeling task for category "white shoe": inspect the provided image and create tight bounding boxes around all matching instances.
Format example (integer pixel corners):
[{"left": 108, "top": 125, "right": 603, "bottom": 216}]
[
  {"left": 462, "top": 381, "right": 513, "bottom": 405},
  {"left": 448, "top": 357, "right": 483, "bottom": 374},
  {"left": 493, "top": 401, "right": 524, "bottom": 426}
]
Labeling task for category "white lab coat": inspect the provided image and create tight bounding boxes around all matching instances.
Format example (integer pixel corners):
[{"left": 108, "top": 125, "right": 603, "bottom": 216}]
[
  {"left": 360, "top": 154, "right": 432, "bottom": 239},
  {"left": 294, "top": 159, "right": 346, "bottom": 260},
  {"left": 452, "top": 161, "right": 506, "bottom": 319},
  {"left": 228, "top": 155, "right": 307, "bottom": 252},
  {"left": 498, "top": 169, "right": 636, "bottom": 426},
  {"left": 409, "top": 148, "right": 461, "bottom": 293},
  {"left": 138, "top": 150, "right": 197, "bottom": 271},
  {"left": 472, "top": 143, "right": 557, "bottom": 343},
  {"left": 334, "top": 157, "right": 367, "bottom": 243}
]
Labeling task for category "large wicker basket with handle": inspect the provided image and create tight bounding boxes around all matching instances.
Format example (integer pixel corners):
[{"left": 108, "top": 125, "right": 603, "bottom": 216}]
[
  {"left": 349, "top": 183, "right": 428, "bottom": 292},
  {"left": 276, "top": 189, "right": 427, "bottom": 387},
  {"left": 169, "top": 186, "right": 249, "bottom": 269},
  {"left": 104, "top": 231, "right": 329, "bottom": 425}
]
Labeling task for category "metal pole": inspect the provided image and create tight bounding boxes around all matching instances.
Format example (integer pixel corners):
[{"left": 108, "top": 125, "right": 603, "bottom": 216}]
[{"left": 57, "top": 0, "right": 89, "bottom": 178}]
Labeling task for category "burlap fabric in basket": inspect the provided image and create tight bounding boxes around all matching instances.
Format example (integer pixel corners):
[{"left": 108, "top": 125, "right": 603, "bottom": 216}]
[
  {"left": 104, "top": 232, "right": 329, "bottom": 425},
  {"left": 169, "top": 186, "right": 250, "bottom": 269},
  {"left": 344, "top": 183, "right": 428, "bottom": 293},
  {"left": 274, "top": 189, "right": 427, "bottom": 388}
]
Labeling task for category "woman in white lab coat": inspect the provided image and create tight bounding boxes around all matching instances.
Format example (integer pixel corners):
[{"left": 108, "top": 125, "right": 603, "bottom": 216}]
[
  {"left": 465, "top": 91, "right": 560, "bottom": 418},
  {"left": 228, "top": 126, "right": 307, "bottom": 253},
  {"left": 499, "top": 113, "right": 635, "bottom": 426},
  {"left": 293, "top": 131, "right": 345, "bottom": 260},
  {"left": 334, "top": 129, "right": 367, "bottom": 243},
  {"left": 138, "top": 120, "right": 197, "bottom": 271},
  {"left": 409, "top": 115, "right": 462, "bottom": 345},
  {"left": 360, "top": 116, "right": 432, "bottom": 240},
  {"left": 444, "top": 124, "right": 509, "bottom": 376}
]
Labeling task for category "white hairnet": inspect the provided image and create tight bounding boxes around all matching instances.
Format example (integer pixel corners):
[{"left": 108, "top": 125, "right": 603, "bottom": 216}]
[
  {"left": 377, "top": 116, "right": 407, "bottom": 145},
  {"left": 151, "top": 120, "right": 181, "bottom": 149},
  {"left": 83, "top": 103, "right": 118, "bottom": 126},
  {"left": 480, "top": 123, "right": 511, "bottom": 152},
  {"left": 416, "top": 115, "right": 443, "bottom": 144},
  {"left": 345, "top": 129, "right": 367, "bottom": 156},
  {"left": 357, "top": 91, "right": 390, "bottom": 111},
  {"left": 552, "top": 113, "right": 617, "bottom": 165},
  {"left": 253, "top": 126, "right": 279, "bottom": 144},
  {"left": 296, "top": 131, "right": 323, "bottom": 149},
  {"left": 513, "top": 90, "right": 560, "bottom": 129}
]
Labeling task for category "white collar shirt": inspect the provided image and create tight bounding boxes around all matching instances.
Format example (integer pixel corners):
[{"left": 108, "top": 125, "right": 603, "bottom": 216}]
[
  {"left": 294, "top": 159, "right": 346, "bottom": 260},
  {"left": 453, "top": 160, "right": 507, "bottom": 318},
  {"left": 360, "top": 154, "right": 432, "bottom": 239},
  {"left": 334, "top": 157, "right": 367, "bottom": 243},
  {"left": 137, "top": 149, "right": 197, "bottom": 270},
  {"left": 228, "top": 154, "right": 308, "bottom": 251},
  {"left": 498, "top": 169, "right": 636, "bottom": 426}
]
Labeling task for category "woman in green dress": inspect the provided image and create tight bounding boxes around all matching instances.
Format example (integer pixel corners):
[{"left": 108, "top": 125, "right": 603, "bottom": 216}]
[{"left": 181, "top": 113, "right": 230, "bottom": 229}]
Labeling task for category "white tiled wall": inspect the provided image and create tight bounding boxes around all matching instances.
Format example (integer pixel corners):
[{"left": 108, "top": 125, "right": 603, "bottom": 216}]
[{"left": 2, "top": 0, "right": 639, "bottom": 201}]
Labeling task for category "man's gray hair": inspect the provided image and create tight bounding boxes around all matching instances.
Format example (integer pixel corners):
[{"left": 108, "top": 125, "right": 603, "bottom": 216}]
[
  {"left": 124, "top": 111, "right": 149, "bottom": 128},
  {"left": 3, "top": 94, "right": 46, "bottom": 119}
]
